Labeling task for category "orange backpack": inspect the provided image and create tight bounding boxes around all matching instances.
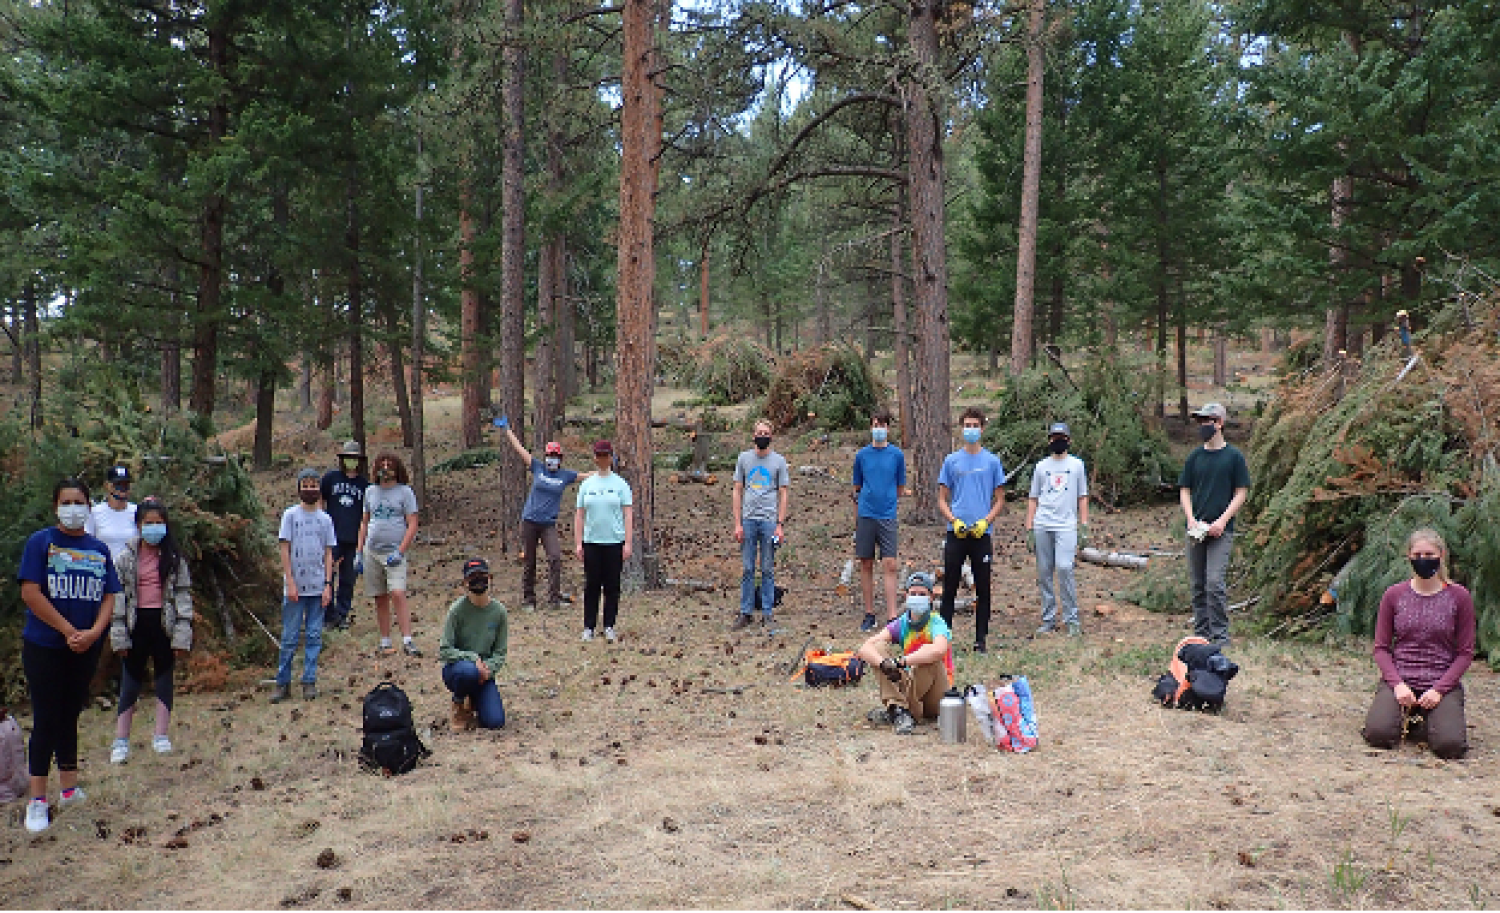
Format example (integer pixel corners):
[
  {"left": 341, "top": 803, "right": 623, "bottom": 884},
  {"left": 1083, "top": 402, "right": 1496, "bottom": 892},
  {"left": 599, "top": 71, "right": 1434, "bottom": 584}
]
[{"left": 792, "top": 650, "right": 867, "bottom": 687}]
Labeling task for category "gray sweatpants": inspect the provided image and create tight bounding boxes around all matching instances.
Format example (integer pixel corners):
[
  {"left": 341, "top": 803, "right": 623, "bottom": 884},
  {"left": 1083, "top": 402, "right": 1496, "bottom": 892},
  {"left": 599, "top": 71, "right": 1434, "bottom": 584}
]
[
  {"left": 1187, "top": 530, "right": 1234, "bottom": 646},
  {"left": 1036, "top": 527, "right": 1079, "bottom": 626}
]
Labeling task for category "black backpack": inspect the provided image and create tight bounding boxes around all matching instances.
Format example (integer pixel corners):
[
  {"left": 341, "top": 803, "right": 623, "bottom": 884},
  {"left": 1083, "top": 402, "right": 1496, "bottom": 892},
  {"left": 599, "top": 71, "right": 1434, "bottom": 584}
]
[
  {"left": 358, "top": 682, "right": 430, "bottom": 775},
  {"left": 1152, "top": 637, "right": 1239, "bottom": 713}
]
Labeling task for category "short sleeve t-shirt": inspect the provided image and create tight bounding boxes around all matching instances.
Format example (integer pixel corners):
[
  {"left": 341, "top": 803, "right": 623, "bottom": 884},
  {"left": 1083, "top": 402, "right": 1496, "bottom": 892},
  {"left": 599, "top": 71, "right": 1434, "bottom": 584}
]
[
  {"left": 1178, "top": 445, "right": 1251, "bottom": 533},
  {"left": 86, "top": 502, "right": 139, "bottom": 563},
  {"left": 938, "top": 448, "right": 1006, "bottom": 529},
  {"left": 852, "top": 445, "right": 906, "bottom": 520},
  {"left": 734, "top": 450, "right": 790, "bottom": 523},
  {"left": 320, "top": 470, "right": 369, "bottom": 543},
  {"left": 364, "top": 483, "right": 418, "bottom": 556},
  {"left": 278, "top": 506, "right": 337, "bottom": 598},
  {"left": 576, "top": 472, "right": 633, "bottom": 544},
  {"left": 1028, "top": 454, "right": 1089, "bottom": 530},
  {"left": 885, "top": 611, "right": 954, "bottom": 684},
  {"left": 18, "top": 527, "right": 123, "bottom": 649},
  {"left": 522, "top": 459, "right": 580, "bottom": 525}
]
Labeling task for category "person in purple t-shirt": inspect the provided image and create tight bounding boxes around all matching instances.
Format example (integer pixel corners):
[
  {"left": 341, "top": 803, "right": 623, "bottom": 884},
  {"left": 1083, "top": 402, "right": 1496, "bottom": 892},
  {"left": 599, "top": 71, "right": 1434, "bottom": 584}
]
[{"left": 1361, "top": 528, "right": 1476, "bottom": 759}]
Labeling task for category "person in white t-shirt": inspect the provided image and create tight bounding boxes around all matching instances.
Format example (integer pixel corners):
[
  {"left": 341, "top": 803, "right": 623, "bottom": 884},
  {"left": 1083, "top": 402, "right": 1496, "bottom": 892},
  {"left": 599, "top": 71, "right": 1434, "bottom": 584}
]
[
  {"left": 1026, "top": 423, "right": 1090, "bottom": 636},
  {"left": 85, "top": 465, "right": 138, "bottom": 564}
]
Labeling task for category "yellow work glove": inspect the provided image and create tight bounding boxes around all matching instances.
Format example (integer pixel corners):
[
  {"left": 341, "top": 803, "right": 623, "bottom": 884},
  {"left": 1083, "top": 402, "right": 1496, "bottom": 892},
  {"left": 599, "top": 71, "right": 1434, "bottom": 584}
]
[
  {"left": 971, "top": 519, "right": 989, "bottom": 538},
  {"left": 952, "top": 519, "right": 969, "bottom": 538}
]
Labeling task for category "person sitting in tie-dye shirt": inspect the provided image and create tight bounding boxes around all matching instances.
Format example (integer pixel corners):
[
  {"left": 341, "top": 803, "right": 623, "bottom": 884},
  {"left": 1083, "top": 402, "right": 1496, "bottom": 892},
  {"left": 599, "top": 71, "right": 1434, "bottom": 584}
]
[{"left": 856, "top": 571, "right": 952, "bottom": 735}]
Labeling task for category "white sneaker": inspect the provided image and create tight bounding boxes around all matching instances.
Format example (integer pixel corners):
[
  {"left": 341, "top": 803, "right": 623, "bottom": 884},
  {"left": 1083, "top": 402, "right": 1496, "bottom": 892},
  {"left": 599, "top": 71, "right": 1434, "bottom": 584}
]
[
  {"left": 152, "top": 735, "right": 173, "bottom": 754},
  {"left": 24, "top": 800, "right": 49, "bottom": 833},
  {"left": 58, "top": 787, "right": 86, "bottom": 808},
  {"left": 604, "top": 627, "right": 617, "bottom": 643},
  {"left": 581, "top": 629, "right": 594, "bottom": 642},
  {"left": 110, "top": 739, "right": 130, "bottom": 765}
]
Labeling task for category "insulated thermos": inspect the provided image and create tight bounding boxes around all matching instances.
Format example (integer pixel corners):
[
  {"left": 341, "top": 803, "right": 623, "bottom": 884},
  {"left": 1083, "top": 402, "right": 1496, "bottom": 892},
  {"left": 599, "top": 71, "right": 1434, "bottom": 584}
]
[{"left": 939, "top": 689, "right": 967, "bottom": 744}]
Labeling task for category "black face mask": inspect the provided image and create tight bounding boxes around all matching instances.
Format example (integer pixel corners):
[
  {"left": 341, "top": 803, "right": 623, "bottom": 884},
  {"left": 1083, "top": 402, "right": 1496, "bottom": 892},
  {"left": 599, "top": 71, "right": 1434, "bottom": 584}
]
[
  {"left": 1198, "top": 423, "right": 1217, "bottom": 442},
  {"left": 299, "top": 490, "right": 320, "bottom": 505},
  {"left": 1048, "top": 438, "right": 1069, "bottom": 455},
  {"left": 754, "top": 436, "right": 772, "bottom": 451},
  {"left": 467, "top": 577, "right": 491, "bottom": 594},
  {"left": 1410, "top": 557, "right": 1441, "bottom": 580}
]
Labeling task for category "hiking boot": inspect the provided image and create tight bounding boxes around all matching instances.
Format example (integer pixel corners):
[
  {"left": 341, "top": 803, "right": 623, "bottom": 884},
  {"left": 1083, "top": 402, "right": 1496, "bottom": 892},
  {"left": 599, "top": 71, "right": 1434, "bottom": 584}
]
[
  {"left": 302, "top": 682, "right": 318, "bottom": 701},
  {"left": 152, "top": 735, "right": 173, "bottom": 754},
  {"left": 1034, "top": 624, "right": 1056, "bottom": 637},
  {"left": 110, "top": 739, "right": 130, "bottom": 765},
  {"left": 891, "top": 707, "right": 916, "bottom": 736},
  {"left": 859, "top": 613, "right": 877, "bottom": 633},
  {"left": 451, "top": 699, "right": 477, "bottom": 732},
  {"left": 1066, "top": 622, "right": 1082, "bottom": 637},
  {"left": 866, "top": 706, "right": 896, "bottom": 726},
  {"left": 972, "top": 640, "right": 987, "bottom": 654},
  {"left": 402, "top": 641, "right": 422, "bottom": 657},
  {"left": 270, "top": 683, "right": 292, "bottom": 704},
  {"left": 731, "top": 613, "right": 754, "bottom": 632}
]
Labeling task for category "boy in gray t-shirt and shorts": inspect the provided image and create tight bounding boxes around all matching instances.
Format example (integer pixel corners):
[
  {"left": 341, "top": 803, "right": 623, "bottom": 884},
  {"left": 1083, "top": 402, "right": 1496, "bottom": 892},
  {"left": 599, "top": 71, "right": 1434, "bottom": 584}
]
[{"left": 357, "top": 453, "right": 422, "bottom": 657}]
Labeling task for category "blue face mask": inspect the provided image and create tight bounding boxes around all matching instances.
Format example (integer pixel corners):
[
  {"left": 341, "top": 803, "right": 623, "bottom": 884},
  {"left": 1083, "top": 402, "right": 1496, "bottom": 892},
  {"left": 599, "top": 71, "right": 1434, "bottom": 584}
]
[
  {"left": 141, "top": 523, "right": 167, "bottom": 546},
  {"left": 905, "top": 595, "right": 932, "bottom": 627},
  {"left": 871, "top": 427, "right": 888, "bottom": 444},
  {"left": 962, "top": 427, "right": 982, "bottom": 445}
]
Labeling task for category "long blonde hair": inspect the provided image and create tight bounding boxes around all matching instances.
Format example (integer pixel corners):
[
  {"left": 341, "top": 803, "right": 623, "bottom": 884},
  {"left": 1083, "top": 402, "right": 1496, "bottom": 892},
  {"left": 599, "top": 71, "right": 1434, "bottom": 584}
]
[{"left": 1405, "top": 527, "right": 1450, "bottom": 584}]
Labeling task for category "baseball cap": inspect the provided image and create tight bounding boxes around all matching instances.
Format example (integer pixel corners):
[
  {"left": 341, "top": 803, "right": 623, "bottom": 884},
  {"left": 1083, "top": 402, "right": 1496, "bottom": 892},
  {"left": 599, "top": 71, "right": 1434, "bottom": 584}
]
[
  {"left": 545, "top": 441, "right": 563, "bottom": 456},
  {"left": 593, "top": 440, "right": 613, "bottom": 456},
  {"left": 1191, "top": 403, "right": 1228, "bottom": 421},
  {"left": 1048, "top": 422, "right": 1071, "bottom": 437},
  {"left": 106, "top": 465, "right": 131, "bottom": 484},
  {"left": 296, "top": 467, "right": 321, "bottom": 485},
  {"left": 462, "top": 557, "right": 491, "bottom": 579},
  {"left": 905, "top": 570, "right": 936, "bottom": 592},
  {"left": 338, "top": 440, "right": 363, "bottom": 457}
]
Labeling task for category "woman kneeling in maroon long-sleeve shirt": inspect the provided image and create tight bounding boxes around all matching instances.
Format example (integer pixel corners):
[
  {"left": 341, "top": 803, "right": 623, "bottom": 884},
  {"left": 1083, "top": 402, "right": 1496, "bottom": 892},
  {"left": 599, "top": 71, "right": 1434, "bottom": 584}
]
[{"left": 1361, "top": 528, "right": 1476, "bottom": 759}]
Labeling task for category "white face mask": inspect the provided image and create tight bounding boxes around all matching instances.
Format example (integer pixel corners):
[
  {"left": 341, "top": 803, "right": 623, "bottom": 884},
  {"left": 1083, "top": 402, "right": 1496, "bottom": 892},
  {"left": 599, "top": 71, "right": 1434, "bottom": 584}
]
[
  {"left": 57, "top": 504, "right": 89, "bottom": 531},
  {"left": 904, "top": 594, "right": 932, "bottom": 627},
  {"left": 871, "top": 427, "right": 889, "bottom": 444},
  {"left": 544, "top": 457, "right": 562, "bottom": 472}
]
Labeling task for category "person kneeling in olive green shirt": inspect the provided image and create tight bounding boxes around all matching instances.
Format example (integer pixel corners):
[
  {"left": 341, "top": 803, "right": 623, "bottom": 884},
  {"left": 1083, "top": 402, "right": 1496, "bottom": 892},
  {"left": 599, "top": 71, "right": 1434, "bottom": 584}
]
[{"left": 439, "top": 558, "right": 508, "bottom": 731}]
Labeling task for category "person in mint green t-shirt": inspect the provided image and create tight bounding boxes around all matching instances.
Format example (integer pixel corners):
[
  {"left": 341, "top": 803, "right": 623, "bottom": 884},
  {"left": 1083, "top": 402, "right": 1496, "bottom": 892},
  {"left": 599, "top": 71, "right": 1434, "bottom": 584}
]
[
  {"left": 439, "top": 558, "right": 508, "bottom": 731},
  {"left": 574, "top": 441, "right": 633, "bottom": 644}
]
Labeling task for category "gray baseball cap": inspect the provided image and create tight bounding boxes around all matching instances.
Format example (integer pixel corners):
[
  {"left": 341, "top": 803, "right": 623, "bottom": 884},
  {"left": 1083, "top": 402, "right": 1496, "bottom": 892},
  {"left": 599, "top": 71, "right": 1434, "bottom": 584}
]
[
  {"left": 905, "top": 570, "right": 936, "bottom": 592},
  {"left": 1191, "top": 403, "right": 1228, "bottom": 421},
  {"left": 296, "top": 467, "right": 321, "bottom": 484},
  {"left": 1048, "top": 422, "right": 1071, "bottom": 437}
]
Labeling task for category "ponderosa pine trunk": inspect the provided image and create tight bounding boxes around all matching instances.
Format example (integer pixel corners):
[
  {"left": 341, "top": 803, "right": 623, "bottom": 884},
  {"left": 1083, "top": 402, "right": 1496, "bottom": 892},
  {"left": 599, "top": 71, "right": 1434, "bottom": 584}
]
[
  {"left": 1009, "top": 0, "right": 1044, "bottom": 376},
  {"left": 189, "top": 15, "right": 232, "bottom": 422},
  {"left": 903, "top": 0, "right": 951, "bottom": 525},
  {"left": 891, "top": 208, "right": 913, "bottom": 445},
  {"left": 24, "top": 280, "right": 40, "bottom": 429},
  {"left": 346, "top": 173, "right": 366, "bottom": 454},
  {"left": 615, "top": 0, "right": 664, "bottom": 585},
  {"left": 497, "top": 0, "right": 527, "bottom": 553},
  {"left": 410, "top": 124, "right": 429, "bottom": 505},
  {"left": 459, "top": 193, "right": 483, "bottom": 448},
  {"left": 1324, "top": 173, "right": 1353, "bottom": 367}
]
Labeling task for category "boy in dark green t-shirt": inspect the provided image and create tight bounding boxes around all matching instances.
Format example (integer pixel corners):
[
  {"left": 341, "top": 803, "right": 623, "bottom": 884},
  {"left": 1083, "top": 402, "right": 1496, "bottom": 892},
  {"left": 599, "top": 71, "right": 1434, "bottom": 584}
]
[
  {"left": 1178, "top": 403, "right": 1250, "bottom": 647},
  {"left": 439, "top": 559, "right": 509, "bottom": 730}
]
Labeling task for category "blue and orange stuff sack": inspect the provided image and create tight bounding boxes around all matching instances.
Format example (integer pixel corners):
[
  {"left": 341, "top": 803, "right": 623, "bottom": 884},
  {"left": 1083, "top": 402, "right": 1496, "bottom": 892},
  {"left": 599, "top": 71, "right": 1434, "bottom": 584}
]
[
  {"left": 966, "top": 677, "right": 1039, "bottom": 753},
  {"left": 1152, "top": 636, "right": 1239, "bottom": 712},
  {"left": 792, "top": 649, "right": 867, "bottom": 687}
]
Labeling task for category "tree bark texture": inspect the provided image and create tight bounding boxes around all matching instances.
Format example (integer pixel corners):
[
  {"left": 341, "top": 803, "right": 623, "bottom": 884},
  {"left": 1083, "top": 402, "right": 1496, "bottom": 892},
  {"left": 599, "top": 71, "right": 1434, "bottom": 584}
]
[
  {"left": 902, "top": 0, "right": 951, "bottom": 525},
  {"left": 497, "top": 0, "right": 528, "bottom": 553},
  {"left": 890, "top": 211, "right": 913, "bottom": 445},
  {"left": 189, "top": 15, "right": 232, "bottom": 422},
  {"left": 1324, "top": 173, "right": 1352, "bottom": 367},
  {"left": 1009, "top": 0, "right": 1045, "bottom": 376},
  {"left": 615, "top": 0, "right": 663, "bottom": 584},
  {"left": 410, "top": 125, "right": 429, "bottom": 506},
  {"left": 459, "top": 189, "right": 483, "bottom": 449},
  {"left": 24, "top": 281, "right": 40, "bottom": 429},
  {"left": 346, "top": 174, "right": 366, "bottom": 454},
  {"left": 316, "top": 350, "right": 335, "bottom": 431}
]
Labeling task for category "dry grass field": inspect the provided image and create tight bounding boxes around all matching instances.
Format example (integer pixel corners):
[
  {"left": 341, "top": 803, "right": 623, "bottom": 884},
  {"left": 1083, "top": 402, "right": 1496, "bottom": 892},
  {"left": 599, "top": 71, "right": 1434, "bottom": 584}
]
[{"left": 4, "top": 369, "right": 1499, "bottom": 909}]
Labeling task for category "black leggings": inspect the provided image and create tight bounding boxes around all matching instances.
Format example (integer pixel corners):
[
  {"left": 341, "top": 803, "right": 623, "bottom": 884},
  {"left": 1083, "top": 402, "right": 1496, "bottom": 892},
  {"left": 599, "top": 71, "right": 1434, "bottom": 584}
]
[
  {"left": 582, "top": 543, "right": 624, "bottom": 631},
  {"left": 22, "top": 638, "right": 103, "bottom": 778},
  {"left": 940, "top": 531, "right": 993, "bottom": 645},
  {"left": 119, "top": 609, "right": 176, "bottom": 713}
]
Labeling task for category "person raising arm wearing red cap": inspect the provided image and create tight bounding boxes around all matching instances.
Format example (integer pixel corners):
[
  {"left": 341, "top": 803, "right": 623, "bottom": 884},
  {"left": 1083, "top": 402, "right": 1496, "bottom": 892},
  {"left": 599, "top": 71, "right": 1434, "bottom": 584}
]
[{"left": 494, "top": 415, "right": 594, "bottom": 611}]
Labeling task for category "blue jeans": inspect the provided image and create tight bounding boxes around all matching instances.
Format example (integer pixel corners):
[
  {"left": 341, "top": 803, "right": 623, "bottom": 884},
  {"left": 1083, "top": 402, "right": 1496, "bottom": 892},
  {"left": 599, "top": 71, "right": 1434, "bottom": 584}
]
[
  {"left": 739, "top": 519, "right": 776, "bottom": 617},
  {"left": 441, "top": 661, "right": 506, "bottom": 729},
  {"left": 277, "top": 595, "right": 326, "bottom": 686}
]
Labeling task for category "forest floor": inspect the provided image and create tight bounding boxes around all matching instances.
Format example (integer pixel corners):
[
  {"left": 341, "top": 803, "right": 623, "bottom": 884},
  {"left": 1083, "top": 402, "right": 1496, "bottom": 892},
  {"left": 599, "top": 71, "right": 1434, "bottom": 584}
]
[{"left": 4, "top": 347, "right": 1500, "bottom": 909}]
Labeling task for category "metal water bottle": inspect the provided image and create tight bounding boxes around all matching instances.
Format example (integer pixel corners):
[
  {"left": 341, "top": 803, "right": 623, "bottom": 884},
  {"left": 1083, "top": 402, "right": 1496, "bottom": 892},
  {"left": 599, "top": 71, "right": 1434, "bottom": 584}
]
[{"left": 939, "top": 689, "right": 967, "bottom": 744}]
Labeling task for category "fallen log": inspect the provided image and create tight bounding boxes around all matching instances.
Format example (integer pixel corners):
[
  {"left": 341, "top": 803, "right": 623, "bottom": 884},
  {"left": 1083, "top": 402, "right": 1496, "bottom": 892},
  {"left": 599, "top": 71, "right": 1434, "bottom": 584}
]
[{"left": 1078, "top": 547, "right": 1149, "bottom": 570}]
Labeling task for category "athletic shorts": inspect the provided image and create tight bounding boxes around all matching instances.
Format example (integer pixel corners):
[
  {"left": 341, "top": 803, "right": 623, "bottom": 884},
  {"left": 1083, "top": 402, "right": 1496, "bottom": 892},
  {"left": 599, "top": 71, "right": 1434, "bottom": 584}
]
[
  {"left": 855, "top": 517, "right": 898, "bottom": 560},
  {"left": 364, "top": 550, "right": 408, "bottom": 596}
]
